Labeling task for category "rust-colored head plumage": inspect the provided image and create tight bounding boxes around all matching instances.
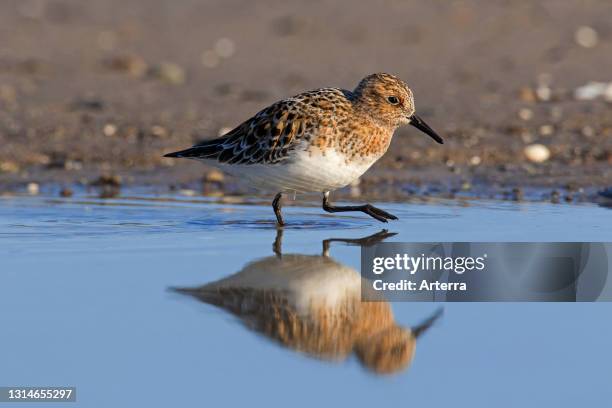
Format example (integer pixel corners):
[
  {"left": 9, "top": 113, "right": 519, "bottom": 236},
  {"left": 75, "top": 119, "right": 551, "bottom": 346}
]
[
  {"left": 353, "top": 73, "right": 415, "bottom": 127},
  {"left": 355, "top": 326, "right": 416, "bottom": 374}
]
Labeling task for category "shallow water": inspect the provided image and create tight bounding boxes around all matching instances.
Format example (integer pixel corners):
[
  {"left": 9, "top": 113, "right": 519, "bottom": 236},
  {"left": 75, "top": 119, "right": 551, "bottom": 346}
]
[{"left": 1, "top": 195, "right": 611, "bottom": 407}]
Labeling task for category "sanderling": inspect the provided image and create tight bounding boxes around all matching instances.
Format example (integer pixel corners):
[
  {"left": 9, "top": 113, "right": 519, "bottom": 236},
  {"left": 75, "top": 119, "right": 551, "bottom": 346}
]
[
  {"left": 164, "top": 73, "right": 443, "bottom": 225},
  {"left": 174, "top": 230, "right": 442, "bottom": 374}
]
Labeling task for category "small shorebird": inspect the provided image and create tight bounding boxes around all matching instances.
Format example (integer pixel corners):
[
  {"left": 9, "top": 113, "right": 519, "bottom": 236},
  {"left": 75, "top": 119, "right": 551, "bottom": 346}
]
[
  {"left": 174, "top": 230, "right": 442, "bottom": 374},
  {"left": 164, "top": 73, "right": 443, "bottom": 225}
]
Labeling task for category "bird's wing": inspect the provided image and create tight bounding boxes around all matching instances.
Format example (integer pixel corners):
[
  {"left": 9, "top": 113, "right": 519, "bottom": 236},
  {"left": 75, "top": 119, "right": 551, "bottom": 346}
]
[{"left": 164, "top": 97, "right": 319, "bottom": 165}]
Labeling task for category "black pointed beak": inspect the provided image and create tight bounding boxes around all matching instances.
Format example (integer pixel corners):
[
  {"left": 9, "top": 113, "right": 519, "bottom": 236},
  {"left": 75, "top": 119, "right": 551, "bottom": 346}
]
[{"left": 409, "top": 114, "right": 444, "bottom": 144}]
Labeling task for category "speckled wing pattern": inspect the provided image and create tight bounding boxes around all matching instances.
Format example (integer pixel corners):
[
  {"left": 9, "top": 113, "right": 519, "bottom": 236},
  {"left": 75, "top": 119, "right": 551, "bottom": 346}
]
[{"left": 164, "top": 90, "right": 343, "bottom": 165}]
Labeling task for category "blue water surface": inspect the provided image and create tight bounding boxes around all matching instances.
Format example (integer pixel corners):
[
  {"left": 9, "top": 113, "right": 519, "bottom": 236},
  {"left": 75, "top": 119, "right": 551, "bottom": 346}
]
[{"left": 1, "top": 195, "right": 611, "bottom": 407}]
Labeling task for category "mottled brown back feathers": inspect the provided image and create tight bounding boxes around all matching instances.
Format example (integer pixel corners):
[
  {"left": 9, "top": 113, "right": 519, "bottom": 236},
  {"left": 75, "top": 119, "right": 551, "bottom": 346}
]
[{"left": 164, "top": 73, "right": 416, "bottom": 165}]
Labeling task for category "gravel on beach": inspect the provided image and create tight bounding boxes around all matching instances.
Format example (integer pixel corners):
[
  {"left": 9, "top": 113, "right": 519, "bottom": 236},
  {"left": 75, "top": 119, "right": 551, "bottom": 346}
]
[{"left": 1, "top": 0, "right": 611, "bottom": 201}]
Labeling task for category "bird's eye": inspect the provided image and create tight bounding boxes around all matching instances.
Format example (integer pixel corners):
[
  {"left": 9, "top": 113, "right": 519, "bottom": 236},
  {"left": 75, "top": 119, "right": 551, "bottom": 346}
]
[{"left": 387, "top": 96, "right": 399, "bottom": 105}]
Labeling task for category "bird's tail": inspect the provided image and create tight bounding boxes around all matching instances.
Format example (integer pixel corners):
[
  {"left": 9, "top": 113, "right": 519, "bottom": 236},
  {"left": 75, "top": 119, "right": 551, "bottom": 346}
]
[{"left": 163, "top": 140, "right": 224, "bottom": 159}]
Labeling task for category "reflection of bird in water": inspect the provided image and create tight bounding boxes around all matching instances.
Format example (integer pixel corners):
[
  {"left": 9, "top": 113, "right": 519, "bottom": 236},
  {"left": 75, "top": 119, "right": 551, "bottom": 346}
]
[{"left": 173, "top": 230, "right": 442, "bottom": 375}]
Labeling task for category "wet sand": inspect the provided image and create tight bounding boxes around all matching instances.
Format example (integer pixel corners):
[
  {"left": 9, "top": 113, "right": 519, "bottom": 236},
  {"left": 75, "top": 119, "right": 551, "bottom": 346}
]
[{"left": 1, "top": 0, "right": 611, "bottom": 201}]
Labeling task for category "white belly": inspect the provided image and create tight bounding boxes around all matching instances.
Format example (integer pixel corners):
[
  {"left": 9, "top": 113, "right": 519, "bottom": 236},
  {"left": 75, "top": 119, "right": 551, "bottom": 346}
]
[
  {"left": 208, "top": 149, "right": 377, "bottom": 193},
  {"left": 207, "top": 255, "right": 362, "bottom": 316}
]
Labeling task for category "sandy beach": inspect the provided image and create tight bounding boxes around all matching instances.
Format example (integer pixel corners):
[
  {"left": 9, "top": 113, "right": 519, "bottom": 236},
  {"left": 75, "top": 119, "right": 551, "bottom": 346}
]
[{"left": 1, "top": 0, "right": 611, "bottom": 201}]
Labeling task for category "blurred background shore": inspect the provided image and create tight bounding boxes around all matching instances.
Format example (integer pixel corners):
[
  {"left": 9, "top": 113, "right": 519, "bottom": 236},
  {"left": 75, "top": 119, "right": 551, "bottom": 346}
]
[{"left": 1, "top": 0, "right": 611, "bottom": 202}]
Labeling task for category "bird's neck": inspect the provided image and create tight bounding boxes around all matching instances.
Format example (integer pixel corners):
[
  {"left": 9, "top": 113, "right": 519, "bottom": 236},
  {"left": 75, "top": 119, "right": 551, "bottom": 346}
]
[
  {"left": 352, "top": 97, "right": 398, "bottom": 130},
  {"left": 353, "top": 106, "right": 397, "bottom": 136}
]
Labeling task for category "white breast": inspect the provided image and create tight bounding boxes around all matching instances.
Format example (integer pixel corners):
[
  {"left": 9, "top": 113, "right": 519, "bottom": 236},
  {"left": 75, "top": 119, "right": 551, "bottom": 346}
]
[
  {"left": 205, "top": 255, "right": 362, "bottom": 316},
  {"left": 214, "top": 148, "right": 377, "bottom": 194}
]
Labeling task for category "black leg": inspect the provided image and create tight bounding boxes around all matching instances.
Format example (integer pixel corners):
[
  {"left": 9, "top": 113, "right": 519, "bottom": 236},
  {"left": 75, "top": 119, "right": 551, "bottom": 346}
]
[
  {"left": 272, "top": 192, "right": 284, "bottom": 226},
  {"left": 322, "top": 230, "right": 397, "bottom": 257},
  {"left": 273, "top": 228, "right": 283, "bottom": 258},
  {"left": 322, "top": 192, "right": 398, "bottom": 223}
]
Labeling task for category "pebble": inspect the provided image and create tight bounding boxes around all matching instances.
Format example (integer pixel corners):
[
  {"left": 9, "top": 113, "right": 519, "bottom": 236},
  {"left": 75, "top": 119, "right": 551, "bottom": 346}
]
[
  {"left": 574, "top": 26, "right": 599, "bottom": 48},
  {"left": 103, "top": 123, "right": 118, "bottom": 137},
  {"left": 581, "top": 126, "right": 595, "bottom": 138},
  {"left": 27, "top": 182, "right": 40, "bottom": 195},
  {"left": 150, "top": 62, "right": 185, "bottom": 84},
  {"left": 59, "top": 187, "right": 73, "bottom": 197},
  {"left": 518, "top": 108, "right": 533, "bottom": 121},
  {"left": 64, "top": 160, "right": 83, "bottom": 171},
  {"left": 214, "top": 38, "right": 236, "bottom": 58},
  {"left": 535, "top": 85, "right": 551, "bottom": 102},
  {"left": 204, "top": 169, "right": 224, "bottom": 183},
  {"left": 524, "top": 144, "right": 551, "bottom": 163},
  {"left": 469, "top": 156, "right": 481, "bottom": 166},
  {"left": 0, "top": 161, "right": 20, "bottom": 173},
  {"left": 574, "top": 82, "right": 610, "bottom": 100},
  {"left": 539, "top": 125, "right": 554, "bottom": 136},
  {"left": 106, "top": 55, "right": 148, "bottom": 77},
  {"left": 221, "top": 196, "right": 248, "bottom": 204},
  {"left": 178, "top": 189, "right": 197, "bottom": 197},
  {"left": 27, "top": 153, "right": 51, "bottom": 166},
  {"left": 519, "top": 87, "right": 537, "bottom": 103},
  {"left": 150, "top": 125, "right": 168, "bottom": 138}
]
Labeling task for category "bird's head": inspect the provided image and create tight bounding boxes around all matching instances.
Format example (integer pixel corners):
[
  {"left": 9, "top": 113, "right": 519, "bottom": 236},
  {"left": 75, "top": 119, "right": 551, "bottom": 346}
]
[
  {"left": 353, "top": 73, "right": 443, "bottom": 144},
  {"left": 355, "top": 326, "right": 416, "bottom": 374}
]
